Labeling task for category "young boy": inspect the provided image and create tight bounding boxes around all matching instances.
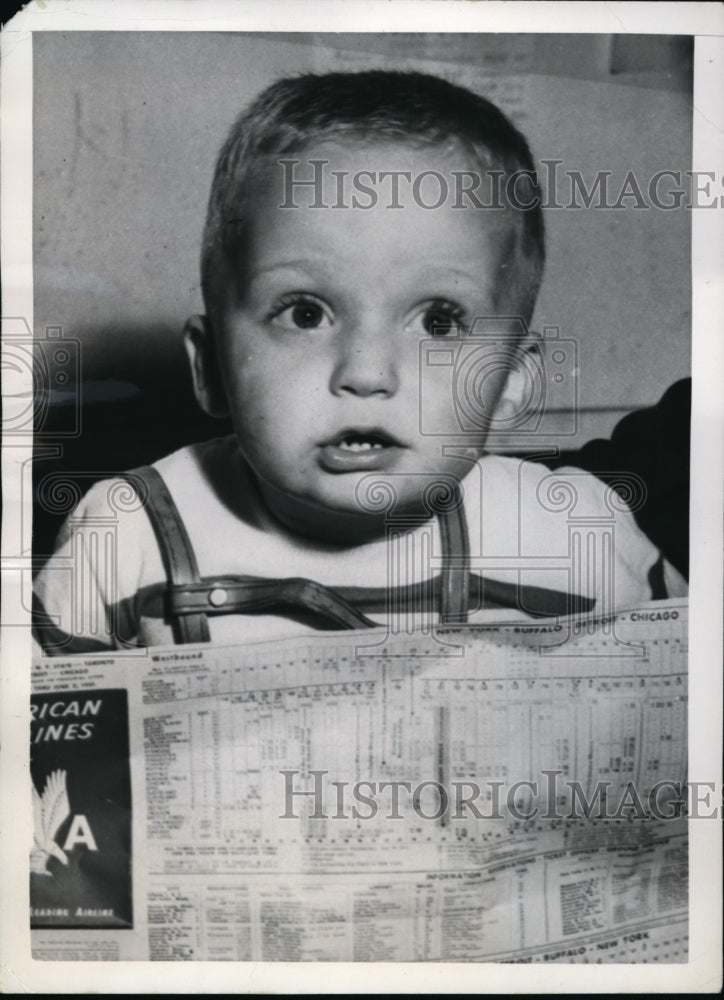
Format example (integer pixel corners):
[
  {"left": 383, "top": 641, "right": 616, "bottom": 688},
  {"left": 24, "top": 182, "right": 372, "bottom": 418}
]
[{"left": 33, "top": 71, "right": 685, "bottom": 654}]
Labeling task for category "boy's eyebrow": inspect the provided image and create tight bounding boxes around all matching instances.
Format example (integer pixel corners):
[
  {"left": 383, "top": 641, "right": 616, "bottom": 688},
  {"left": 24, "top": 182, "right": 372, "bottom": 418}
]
[
  {"left": 248, "top": 259, "right": 321, "bottom": 281},
  {"left": 248, "top": 259, "right": 490, "bottom": 287}
]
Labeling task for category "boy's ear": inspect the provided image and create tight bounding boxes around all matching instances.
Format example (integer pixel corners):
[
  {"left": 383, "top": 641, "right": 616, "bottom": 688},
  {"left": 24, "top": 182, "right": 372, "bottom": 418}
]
[
  {"left": 183, "top": 315, "right": 229, "bottom": 418},
  {"left": 492, "top": 332, "right": 543, "bottom": 424}
]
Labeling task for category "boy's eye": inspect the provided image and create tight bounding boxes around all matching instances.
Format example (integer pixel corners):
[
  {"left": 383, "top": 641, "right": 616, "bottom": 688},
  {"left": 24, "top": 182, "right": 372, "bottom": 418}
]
[
  {"left": 418, "top": 302, "right": 466, "bottom": 337},
  {"left": 271, "top": 297, "right": 333, "bottom": 331}
]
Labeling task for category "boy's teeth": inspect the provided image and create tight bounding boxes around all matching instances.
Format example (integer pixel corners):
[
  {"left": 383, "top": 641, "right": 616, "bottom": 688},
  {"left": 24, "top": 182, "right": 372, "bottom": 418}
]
[{"left": 339, "top": 440, "right": 384, "bottom": 451}]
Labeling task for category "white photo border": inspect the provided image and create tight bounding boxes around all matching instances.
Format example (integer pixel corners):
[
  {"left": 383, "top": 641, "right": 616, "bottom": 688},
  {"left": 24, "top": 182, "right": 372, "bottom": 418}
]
[{"left": 1, "top": 1, "right": 722, "bottom": 993}]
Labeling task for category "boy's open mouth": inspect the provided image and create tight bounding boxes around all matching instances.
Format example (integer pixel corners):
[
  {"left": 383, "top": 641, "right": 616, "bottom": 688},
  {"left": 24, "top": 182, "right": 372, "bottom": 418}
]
[{"left": 318, "top": 428, "right": 404, "bottom": 472}]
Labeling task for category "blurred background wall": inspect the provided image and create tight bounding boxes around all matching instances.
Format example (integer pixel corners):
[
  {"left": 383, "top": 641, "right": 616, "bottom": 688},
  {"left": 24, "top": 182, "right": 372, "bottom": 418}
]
[{"left": 32, "top": 32, "right": 692, "bottom": 555}]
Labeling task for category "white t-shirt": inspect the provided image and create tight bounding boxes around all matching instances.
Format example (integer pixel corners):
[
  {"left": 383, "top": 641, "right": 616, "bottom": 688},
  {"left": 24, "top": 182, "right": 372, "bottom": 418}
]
[{"left": 34, "top": 436, "right": 684, "bottom": 653}]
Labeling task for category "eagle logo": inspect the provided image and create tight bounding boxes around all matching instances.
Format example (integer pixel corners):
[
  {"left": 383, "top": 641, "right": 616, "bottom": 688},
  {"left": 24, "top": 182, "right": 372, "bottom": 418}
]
[{"left": 31, "top": 769, "right": 70, "bottom": 876}]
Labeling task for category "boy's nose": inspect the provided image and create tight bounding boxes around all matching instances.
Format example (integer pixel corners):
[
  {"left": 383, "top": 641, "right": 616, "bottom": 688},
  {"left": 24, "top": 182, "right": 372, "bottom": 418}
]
[{"left": 329, "top": 323, "right": 400, "bottom": 398}]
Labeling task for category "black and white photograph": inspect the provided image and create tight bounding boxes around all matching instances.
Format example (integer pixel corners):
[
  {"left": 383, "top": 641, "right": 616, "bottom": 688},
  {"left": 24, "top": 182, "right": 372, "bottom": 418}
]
[{"left": 1, "top": 1, "right": 722, "bottom": 993}]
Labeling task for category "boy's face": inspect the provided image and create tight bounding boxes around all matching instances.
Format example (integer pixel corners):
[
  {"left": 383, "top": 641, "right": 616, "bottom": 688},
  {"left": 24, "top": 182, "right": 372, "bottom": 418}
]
[{"left": 191, "top": 140, "right": 529, "bottom": 538}]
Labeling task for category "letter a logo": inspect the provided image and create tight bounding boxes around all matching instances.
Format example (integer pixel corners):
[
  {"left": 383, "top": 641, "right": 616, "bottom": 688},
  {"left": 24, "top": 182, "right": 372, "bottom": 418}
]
[{"left": 62, "top": 815, "right": 98, "bottom": 852}]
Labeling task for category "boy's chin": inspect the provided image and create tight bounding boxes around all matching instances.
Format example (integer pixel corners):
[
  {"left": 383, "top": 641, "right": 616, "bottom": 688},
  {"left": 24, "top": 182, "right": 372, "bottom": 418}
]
[
  {"left": 272, "top": 495, "right": 391, "bottom": 546},
  {"left": 258, "top": 476, "right": 444, "bottom": 546},
  {"left": 286, "top": 476, "right": 466, "bottom": 546}
]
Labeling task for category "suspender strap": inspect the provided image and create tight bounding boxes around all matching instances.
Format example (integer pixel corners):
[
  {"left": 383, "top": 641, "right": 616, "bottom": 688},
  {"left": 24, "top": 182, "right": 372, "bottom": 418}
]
[
  {"left": 647, "top": 554, "right": 668, "bottom": 600},
  {"left": 169, "top": 576, "right": 378, "bottom": 630},
  {"left": 164, "top": 497, "right": 470, "bottom": 631},
  {"left": 167, "top": 573, "right": 594, "bottom": 622},
  {"left": 132, "top": 466, "right": 592, "bottom": 641},
  {"left": 128, "top": 466, "right": 211, "bottom": 644},
  {"left": 437, "top": 490, "right": 470, "bottom": 625},
  {"left": 134, "top": 466, "right": 471, "bottom": 639}
]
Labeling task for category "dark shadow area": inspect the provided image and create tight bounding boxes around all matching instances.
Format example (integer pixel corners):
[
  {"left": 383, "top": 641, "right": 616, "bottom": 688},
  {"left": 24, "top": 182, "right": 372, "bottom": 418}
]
[
  {"left": 32, "top": 323, "right": 231, "bottom": 563},
  {"left": 534, "top": 378, "right": 690, "bottom": 580}
]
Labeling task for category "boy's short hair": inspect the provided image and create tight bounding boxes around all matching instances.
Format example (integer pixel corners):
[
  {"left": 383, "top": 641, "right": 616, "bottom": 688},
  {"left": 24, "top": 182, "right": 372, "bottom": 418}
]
[{"left": 201, "top": 70, "right": 545, "bottom": 321}]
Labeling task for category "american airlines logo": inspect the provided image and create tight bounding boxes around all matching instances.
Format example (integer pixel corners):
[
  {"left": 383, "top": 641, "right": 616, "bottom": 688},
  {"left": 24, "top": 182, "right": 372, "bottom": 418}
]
[{"left": 30, "top": 770, "right": 98, "bottom": 876}]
